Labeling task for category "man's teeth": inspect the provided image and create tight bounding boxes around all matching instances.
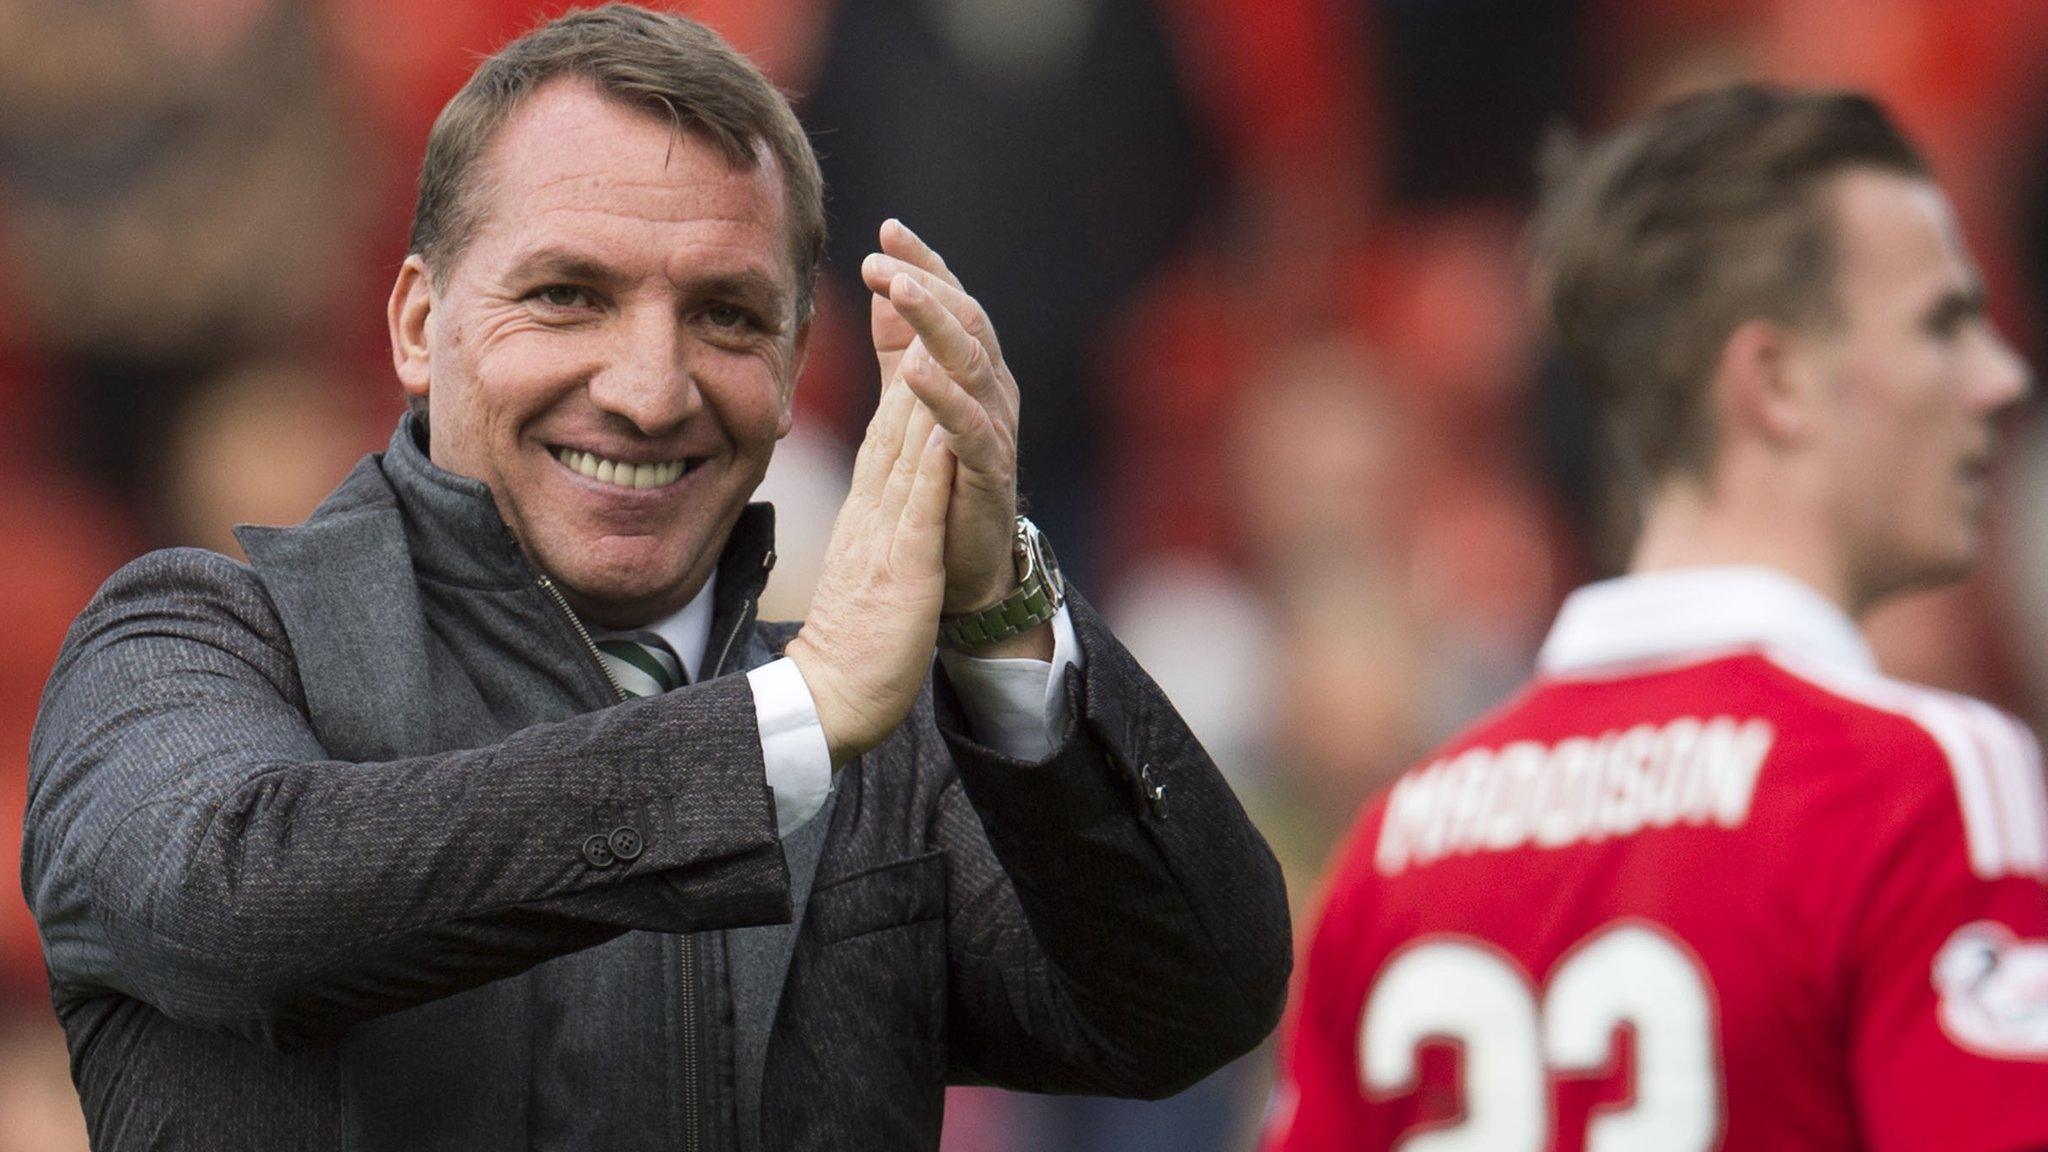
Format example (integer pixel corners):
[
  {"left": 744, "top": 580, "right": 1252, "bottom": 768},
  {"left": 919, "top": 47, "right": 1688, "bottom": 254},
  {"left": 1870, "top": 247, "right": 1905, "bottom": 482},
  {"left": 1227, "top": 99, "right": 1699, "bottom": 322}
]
[{"left": 554, "top": 448, "right": 686, "bottom": 489}]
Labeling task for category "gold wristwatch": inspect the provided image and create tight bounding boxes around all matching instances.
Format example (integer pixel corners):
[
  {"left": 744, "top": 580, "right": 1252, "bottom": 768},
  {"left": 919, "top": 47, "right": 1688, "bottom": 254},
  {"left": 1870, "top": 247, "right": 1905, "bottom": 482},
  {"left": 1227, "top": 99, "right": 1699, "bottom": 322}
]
[{"left": 937, "top": 517, "right": 1065, "bottom": 651}]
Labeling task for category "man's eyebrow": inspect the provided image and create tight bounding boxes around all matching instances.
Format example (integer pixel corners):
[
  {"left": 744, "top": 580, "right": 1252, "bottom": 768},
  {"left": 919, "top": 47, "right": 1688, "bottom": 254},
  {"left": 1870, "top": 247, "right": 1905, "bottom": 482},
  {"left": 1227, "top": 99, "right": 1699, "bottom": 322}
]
[
  {"left": 501, "top": 249, "right": 786, "bottom": 304},
  {"left": 503, "top": 248, "right": 626, "bottom": 288},
  {"left": 689, "top": 269, "right": 786, "bottom": 304}
]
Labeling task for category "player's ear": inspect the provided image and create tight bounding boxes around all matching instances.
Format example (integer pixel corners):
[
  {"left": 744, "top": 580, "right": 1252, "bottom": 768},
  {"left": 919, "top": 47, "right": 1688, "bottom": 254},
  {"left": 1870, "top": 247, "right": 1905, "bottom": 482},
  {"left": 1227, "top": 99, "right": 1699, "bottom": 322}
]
[
  {"left": 390, "top": 254, "right": 435, "bottom": 401},
  {"left": 1716, "top": 317, "right": 1810, "bottom": 447}
]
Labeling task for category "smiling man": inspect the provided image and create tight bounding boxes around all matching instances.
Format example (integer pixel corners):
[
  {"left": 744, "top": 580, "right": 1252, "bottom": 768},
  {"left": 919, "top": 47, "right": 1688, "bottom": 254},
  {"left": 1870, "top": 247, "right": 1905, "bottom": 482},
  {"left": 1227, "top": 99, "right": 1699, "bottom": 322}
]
[
  {"left": 1267, "top": 86, "right": 2048, "bottom": 1152},
  {"left": 392, "top": 83, "right": 807, "bottom": 632},
  {"left": 22, "top": 7, "right": 1290, "bottom": 1150}
]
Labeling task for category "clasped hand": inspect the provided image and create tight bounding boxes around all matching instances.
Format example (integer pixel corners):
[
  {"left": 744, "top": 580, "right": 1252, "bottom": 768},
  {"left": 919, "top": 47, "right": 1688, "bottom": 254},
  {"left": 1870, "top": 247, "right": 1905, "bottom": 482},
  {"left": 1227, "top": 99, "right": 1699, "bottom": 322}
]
[{"left": 784, "top": 221, "right": 1028, "bottom": 764}]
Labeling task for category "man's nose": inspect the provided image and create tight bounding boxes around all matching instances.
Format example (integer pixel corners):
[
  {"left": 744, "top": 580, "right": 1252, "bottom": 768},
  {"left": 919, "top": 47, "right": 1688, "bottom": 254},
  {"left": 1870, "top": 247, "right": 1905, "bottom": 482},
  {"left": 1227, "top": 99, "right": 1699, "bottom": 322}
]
[
  {"left": 1977, "top": 328, "right": 2033, "bottom": 413},
  {"left": 587, "top": 309, "right": 704, "bottom": 434}
]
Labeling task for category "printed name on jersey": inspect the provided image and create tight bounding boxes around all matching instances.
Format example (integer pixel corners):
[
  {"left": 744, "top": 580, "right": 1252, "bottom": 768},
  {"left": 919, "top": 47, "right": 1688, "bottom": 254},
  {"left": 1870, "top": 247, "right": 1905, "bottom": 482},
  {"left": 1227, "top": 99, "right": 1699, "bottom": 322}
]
[
  {"left": 1933, "top": 920, "right": 2048, "bottom": 1059},
  {"left": 1765, "top": 655, "right": 2048, "bottom": 882},
  {"left": 1375, "top": 716, "right": 1775, "bottom": 875}
]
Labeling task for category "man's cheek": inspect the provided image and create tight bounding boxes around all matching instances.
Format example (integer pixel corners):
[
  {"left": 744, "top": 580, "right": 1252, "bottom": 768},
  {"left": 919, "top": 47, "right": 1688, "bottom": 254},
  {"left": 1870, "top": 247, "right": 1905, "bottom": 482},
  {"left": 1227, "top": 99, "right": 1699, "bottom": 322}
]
[{"left": 723, "top": 399, "right": 789, "bottom": 449}]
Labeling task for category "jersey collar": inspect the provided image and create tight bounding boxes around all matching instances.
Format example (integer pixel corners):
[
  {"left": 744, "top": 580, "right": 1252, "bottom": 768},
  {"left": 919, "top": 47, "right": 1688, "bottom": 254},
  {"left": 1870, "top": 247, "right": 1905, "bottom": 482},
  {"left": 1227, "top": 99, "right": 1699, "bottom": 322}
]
[{"left": 1536, "top": 565, "right": 1877, "bottom": 677}]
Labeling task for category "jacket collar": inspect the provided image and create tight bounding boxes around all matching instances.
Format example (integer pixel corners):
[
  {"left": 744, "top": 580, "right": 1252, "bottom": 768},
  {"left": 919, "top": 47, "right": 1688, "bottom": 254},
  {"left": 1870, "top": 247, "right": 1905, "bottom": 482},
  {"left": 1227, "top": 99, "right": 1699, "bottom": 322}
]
[
  {"left": 1536, "top": 565, "right": 1876, "bottom": 677},
  {"left": 368, "top": 412, "right": 777, "bottom": 624}
]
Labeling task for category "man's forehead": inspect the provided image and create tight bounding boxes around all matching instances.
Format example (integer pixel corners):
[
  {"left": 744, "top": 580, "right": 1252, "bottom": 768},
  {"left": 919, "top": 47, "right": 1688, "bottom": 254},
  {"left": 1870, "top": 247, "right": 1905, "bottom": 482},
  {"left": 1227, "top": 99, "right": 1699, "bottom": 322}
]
[
  {"left": 466, "top": 77, "right": 792, "bottom": 271},
  {"left": 1831, "top": 171, "right": 1965, "bottom": 279}
]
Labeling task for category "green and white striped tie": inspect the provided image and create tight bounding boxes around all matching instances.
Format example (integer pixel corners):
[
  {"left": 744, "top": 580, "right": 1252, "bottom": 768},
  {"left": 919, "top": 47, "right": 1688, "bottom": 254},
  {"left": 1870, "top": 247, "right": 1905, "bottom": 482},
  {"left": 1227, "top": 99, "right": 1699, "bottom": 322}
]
[{"left": 595, "top": 631, "right": 685, "bottom": 698}]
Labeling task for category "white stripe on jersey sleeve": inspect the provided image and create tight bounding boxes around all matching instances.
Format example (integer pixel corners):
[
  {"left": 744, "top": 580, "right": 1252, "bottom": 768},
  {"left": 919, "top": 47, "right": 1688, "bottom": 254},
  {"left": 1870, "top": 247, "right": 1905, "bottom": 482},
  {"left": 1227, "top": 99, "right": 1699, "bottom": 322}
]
[
  {"left": 2011, "top": 717, "right": 2048, "bottom": 875},
  {"left": 1903, "top": 692, "right": 2011, "bottom": 880},
  {"left": 1961, "top": 698, "right": 2048, "bottom": 878}
]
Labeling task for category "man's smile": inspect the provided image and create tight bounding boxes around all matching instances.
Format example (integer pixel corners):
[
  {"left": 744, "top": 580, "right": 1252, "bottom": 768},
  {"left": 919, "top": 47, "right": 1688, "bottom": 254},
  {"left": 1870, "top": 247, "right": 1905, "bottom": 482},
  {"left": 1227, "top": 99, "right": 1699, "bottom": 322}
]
[{"left": 550, "top": 445, "right": 701, "bottom": 491}]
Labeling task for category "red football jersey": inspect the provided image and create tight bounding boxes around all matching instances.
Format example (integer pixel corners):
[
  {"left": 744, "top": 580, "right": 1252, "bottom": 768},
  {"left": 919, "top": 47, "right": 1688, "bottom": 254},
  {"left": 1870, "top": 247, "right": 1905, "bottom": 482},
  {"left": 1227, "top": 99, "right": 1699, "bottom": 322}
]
[{"left": 1267, "top": 568, "right": 2048, "bottom": 1152}]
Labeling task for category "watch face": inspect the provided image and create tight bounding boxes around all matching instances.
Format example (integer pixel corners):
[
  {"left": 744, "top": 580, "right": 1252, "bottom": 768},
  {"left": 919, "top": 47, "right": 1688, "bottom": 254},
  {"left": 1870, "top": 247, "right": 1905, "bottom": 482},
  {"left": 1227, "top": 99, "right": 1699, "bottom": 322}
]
[
  {"left": 1031, "top": 533, "right": 1064, "bottom": 605},
  {"left": 1010, "top": 517, "right": 1063, "bottom": 607}
]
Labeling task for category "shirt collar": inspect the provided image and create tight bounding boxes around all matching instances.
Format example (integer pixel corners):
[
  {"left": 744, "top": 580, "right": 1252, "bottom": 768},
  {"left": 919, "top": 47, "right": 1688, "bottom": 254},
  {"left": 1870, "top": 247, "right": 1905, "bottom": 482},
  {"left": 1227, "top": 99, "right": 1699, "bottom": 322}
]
[
  {"left": 1536, "top": 565, "right": 1876, "bottom": 677},
  {"left": 602, "top": 571, "right": 718, "bottom": 685}
]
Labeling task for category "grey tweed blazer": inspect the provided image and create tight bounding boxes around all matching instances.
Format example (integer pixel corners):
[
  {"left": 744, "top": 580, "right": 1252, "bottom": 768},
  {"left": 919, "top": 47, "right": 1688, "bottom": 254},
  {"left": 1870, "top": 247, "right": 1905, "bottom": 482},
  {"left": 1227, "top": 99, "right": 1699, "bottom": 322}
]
[{"left": 23, "top": 418, "right": 1292, "bottom": 1150}]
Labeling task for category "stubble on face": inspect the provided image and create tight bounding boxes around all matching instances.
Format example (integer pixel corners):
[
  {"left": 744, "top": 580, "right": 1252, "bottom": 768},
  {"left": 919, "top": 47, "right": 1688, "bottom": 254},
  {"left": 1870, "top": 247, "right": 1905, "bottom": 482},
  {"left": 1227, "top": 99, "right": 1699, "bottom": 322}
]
[{"left": 412, "top": 79, "right": 805, "bottom": 627}]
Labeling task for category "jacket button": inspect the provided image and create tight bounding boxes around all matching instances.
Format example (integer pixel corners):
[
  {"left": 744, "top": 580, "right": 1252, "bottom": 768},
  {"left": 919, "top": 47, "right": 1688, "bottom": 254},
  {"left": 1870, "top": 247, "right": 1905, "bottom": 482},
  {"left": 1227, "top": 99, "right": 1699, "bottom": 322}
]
[
  {"left": 582, "top": 833, "right": 617, "bottom": 868},
  {"left": 608, "top": 826, "right": 644, "bottom": 862}
]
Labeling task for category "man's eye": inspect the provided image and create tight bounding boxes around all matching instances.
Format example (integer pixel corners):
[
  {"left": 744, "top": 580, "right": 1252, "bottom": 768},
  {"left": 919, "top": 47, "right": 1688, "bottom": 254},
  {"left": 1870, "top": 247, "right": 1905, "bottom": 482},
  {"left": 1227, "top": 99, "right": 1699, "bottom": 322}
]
[
  {"left": 535, "top": 285, "right": 591, "bottom": 309},
  {"left": 1923, "top": 315, "right": 1965, "bottom": 345},
  {"left": 705, "top": 303, "right": 754, "bottom": 329}
]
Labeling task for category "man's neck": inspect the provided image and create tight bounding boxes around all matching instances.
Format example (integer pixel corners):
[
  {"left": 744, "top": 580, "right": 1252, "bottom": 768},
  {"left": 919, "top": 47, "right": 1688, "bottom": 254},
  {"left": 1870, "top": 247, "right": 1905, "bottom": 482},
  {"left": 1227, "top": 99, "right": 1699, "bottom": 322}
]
[{"left": 1629, "top": 476, "right": 1857, "bottom": 615}]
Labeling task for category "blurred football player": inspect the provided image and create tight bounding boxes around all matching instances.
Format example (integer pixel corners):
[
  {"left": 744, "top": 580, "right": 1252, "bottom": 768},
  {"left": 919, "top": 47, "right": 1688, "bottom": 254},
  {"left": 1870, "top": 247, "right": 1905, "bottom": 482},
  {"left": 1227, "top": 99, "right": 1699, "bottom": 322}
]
[{"left": 1266, "top": 84, "right": 2048, "bottom": 1152}]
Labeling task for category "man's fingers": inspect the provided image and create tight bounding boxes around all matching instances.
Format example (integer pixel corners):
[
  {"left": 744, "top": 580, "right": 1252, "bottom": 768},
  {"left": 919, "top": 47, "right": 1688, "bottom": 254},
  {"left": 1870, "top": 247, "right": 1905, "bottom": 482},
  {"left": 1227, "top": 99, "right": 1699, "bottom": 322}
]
[
  {"left": 852, "top": 376, "right": 918, "bottom": 498},
  {"left": 892, "top": 426, "right": 954, "bottom": 574},
  {"left": 877, "top": 396, "right": 941, "bottom": 530},
  {"left": 888, "top": 275, "right": 1006, "bottom": 413},
  {"left": 879, "top": 218, "right": 961, "bottom": 291},
  {"left": 902, "top": 348, "right": 1001, "bottom": 469},
  {"left": 861, "top": 254, "right": 1003, "bottom": 364}
]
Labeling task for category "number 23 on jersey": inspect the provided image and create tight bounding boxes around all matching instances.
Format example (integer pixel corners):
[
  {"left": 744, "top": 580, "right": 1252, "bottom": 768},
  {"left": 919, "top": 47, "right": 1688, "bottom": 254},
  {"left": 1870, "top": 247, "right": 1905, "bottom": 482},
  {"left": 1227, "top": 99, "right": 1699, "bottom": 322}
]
[{"left": 1361, "top": 921, "right": 1720, "bottom": 1151}]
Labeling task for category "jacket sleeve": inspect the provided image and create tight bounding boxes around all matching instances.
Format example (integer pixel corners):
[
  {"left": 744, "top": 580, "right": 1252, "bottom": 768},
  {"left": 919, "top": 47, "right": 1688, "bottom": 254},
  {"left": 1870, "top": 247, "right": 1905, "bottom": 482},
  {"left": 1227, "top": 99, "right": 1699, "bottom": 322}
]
[
  {"left": 930, "top": 591, "right": 1293, "bottom": 1098},
  {"left": 22, "top": 549, "right": 790, "bottom": 1048}
]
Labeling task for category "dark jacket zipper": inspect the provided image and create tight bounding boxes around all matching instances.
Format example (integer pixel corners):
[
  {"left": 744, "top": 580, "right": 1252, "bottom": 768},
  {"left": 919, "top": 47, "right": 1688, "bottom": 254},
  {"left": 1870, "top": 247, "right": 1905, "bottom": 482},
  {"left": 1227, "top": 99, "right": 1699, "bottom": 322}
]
[
  {"left": 536, "top": 574, "right": 628, "bottom": 702},
  {"left": 536, "top": 573, "right": 705, "bottom": 1151},
  {"left": 538, "top": 565, "right": 767, "bottom": 1152}
]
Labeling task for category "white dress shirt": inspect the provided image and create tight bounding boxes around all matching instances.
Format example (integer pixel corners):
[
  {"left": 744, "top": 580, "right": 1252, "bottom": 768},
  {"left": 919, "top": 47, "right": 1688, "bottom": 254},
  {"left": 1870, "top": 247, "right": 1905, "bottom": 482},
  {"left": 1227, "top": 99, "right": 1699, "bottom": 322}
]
[{"left": 628, "top": 572, "right": 1082, "bottom": 837}]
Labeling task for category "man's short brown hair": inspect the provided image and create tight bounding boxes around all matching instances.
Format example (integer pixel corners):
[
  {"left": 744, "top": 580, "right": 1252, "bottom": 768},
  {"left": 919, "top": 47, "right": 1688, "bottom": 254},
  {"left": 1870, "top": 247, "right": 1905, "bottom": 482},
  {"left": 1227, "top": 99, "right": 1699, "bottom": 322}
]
[
  {"left": 408, "top": 3, "right": 826, "bottom": 316},
  {"left": 1530, "top": 84, "right": 1926, "bottom": 489}
]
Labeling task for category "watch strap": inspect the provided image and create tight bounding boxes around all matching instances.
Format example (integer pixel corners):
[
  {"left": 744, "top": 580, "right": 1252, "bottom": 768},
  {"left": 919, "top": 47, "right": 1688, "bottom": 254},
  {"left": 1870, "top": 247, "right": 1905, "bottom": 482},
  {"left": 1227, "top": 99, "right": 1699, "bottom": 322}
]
[{"left": 938, "top": 518, "right": 1063, "bottom": 651}]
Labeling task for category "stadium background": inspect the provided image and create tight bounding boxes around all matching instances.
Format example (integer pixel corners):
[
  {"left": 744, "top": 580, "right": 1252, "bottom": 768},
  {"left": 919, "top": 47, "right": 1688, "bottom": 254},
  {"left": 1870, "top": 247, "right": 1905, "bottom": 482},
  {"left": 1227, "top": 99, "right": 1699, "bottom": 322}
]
[{"left": 3, "top": 0, "right": 2046, "bottom": 1146}]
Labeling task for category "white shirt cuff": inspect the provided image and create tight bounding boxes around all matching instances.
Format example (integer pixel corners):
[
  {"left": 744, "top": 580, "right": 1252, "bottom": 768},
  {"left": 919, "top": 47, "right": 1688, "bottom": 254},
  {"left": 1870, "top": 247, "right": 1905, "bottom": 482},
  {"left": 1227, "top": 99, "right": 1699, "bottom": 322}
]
[
  {"left": 934, "top": 603, "right": 1082, "bottom": 761},
  {"left": 746, "top": 657, "right": 833, "bottom": 838}
]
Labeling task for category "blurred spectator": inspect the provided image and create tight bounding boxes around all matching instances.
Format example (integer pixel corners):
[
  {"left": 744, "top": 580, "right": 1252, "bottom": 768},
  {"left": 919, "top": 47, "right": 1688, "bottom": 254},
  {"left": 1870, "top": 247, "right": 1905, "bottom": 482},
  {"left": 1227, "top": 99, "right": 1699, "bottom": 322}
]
[
  {"left": 1223, "top": 336, "right": 1538, "bottom": 884},
  {"left": 1105, "top": 556, "right": 1277, "bottom": 789},
  {"left": 0, "top": 0, "right": 365, "bottom": 512},
  {"left": 1228, "top": 337, "right": 1412, "bottom": 584},
  {"left": 156, "top": 358, "right": 385, "bottom": 554},
  {"left": 1178, "top": 329, "right": 1563, "bottom": 996},
  {"left": 0, "top": 1013, "right": 87, "bottom": 1152}
]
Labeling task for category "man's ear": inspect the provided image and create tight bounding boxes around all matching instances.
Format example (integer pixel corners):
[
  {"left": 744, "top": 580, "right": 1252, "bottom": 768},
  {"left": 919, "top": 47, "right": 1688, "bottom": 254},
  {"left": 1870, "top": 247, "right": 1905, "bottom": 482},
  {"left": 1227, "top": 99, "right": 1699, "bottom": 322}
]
[
  {"left": 389, "top": 255, "right": 435, "bottom": 401},
  {"left": 1715, "top": 317, "right": 1811, "bottom": 447},
  {"left": 777, "top": 315, "right": 812, "bottom": 439}
]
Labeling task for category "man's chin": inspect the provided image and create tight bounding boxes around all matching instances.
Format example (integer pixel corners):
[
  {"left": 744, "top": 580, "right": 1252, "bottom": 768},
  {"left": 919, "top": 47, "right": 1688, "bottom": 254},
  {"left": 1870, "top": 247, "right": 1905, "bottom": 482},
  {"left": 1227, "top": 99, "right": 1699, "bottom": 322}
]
[
  {"left": 520, "top": 514, "right": 736, "bottom": 625},
  {"left": 550, "top": 572, "right": 700, "bottom": 629},
  {"left": 535, "top": 544, "right": 708, "bottom": 627}
]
